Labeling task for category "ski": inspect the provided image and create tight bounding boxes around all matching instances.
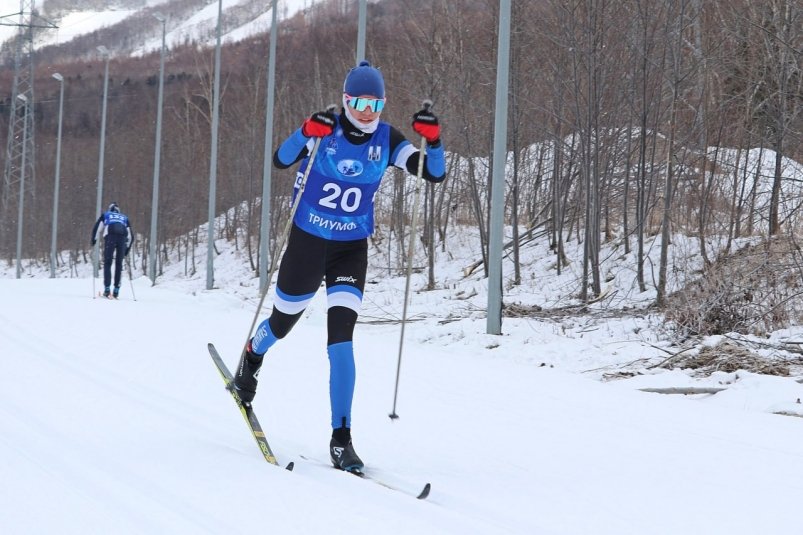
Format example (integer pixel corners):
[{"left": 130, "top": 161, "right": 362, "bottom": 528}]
[
  {"left": 299, "top": 455, "right": 430, "bottom": 500},
  {"left": 208, "top": 343, "right": 292, "bottom": 470}
]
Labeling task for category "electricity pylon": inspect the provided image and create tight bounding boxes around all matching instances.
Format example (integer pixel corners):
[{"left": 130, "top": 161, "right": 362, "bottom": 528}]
[{"left": 0, "top": 0, "right": 55, "bottom": 254}]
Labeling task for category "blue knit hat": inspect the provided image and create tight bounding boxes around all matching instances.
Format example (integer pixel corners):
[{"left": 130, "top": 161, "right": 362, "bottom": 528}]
[{"left": 343, "top": 60, "right": 385, "bottom": 98}]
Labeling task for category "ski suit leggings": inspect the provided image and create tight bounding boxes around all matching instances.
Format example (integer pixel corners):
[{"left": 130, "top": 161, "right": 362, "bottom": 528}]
[
  {"left": 103, "top": 236, "right": 126, "bottom": 289},
  {"left": 252, "top": 225, "right": 367, "bottom": 429}
]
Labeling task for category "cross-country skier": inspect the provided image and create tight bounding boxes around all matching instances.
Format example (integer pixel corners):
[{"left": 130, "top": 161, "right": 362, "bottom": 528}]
[
  {"left": 91, "top": 202, "right": 133, "bottom": 298},
  {"left": 233, "top": 60, "right": 445, "bottom": 472}
]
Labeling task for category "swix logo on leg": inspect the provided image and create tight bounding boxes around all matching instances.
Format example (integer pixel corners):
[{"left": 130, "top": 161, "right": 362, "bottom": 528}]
[{"left": 335, "top": 276, "right": 357, "bottom": 284}]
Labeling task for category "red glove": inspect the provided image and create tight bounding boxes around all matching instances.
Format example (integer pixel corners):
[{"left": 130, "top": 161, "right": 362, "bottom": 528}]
[
  {"left": 412, "top": 107, "right": 440, "bottom": 144},
  {"left": 301, "top": 110, "right": 337, "bottom": 138}
]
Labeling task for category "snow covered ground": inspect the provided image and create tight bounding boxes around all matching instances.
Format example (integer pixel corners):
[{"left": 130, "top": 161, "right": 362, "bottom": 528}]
[{"left": 2, "top": 227, "right": 803, "bottom": 534}]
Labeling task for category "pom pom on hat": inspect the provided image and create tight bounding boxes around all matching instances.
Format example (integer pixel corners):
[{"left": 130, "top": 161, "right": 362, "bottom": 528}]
[{"left": 343, "top": 60, "right": 385, "bottom": 98}]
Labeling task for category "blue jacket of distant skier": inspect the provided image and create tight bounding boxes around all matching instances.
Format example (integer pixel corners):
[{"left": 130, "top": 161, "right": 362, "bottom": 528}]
[{"left": 91, "top": 210, "right": 132, "bottom": 244}]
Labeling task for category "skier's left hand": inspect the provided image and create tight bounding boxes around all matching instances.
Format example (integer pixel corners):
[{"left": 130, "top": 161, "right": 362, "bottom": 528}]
[{"left": 412, "top": 107, "right": 440, "bottom": 144}]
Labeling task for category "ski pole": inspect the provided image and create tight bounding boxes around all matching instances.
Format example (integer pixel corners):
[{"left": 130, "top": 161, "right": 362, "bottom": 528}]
[
  {"left": 389, "top": 99, "right": 432, "bottom": 420},
  {"left": 92, "top": 242, "right": 98, "bottom": 299},
  {"left": 127, "top": 250, "right": 137, "bottom": 301},
  {"left": 240, "top": 104, "right": 337, "bottom": 357}
]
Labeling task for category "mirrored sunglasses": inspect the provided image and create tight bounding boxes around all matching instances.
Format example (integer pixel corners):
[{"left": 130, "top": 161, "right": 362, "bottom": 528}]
[{"left": 346, "top": 95, "right": 386, "bottom": 113}]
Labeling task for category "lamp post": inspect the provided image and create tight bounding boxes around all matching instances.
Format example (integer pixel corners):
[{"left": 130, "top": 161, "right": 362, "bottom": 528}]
[
  {"left": 259, "top": 0, "right": 279, "bottom": 291},
  {"left": 149, "top": 13, "right": 167, "bottom": 284},
  {"left": 94, "top": 45, "right": 110, "bottom": 278},
  {"left": 356, "top": 0, "right": 366, "bottom": 63},
  {"left": 15, "top": 94, "right": 28, "bottom": 279},
  {"left": 50, "top": 73, "right": 64, "bottom": 278},
  {"left": 206, "top": 0, "right": 223, "bottom": 290},
  {"left": 487, "top": 0, "right": 511, "bottom": 335}
]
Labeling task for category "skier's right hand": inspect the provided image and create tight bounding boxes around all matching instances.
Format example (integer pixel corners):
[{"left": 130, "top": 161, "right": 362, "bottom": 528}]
[{"left": 301, "top": 109, "right": 336, "bottom": 138}]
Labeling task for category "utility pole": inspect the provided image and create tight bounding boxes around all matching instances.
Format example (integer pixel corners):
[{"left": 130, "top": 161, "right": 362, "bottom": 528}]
[
  {"left": 50, "top": 73, "right": 65, "bottom": 278},
  {"left": 206, "top": 0, "right": 223, "bottom": 290},
  {"left": 259, "top": 0, "right": 279, "bottom": 291},
  {"left": 94, "top": 45, "right": 111, "bottom": 278},
  {"left": 149, "top": 13, "right": 167, "bottom": 284},
  {"left": 487, "top": 0, "right": 511, "bottom": 335},
  {"left": 356, "top": 0, "right": 366, "bottom": 63}
]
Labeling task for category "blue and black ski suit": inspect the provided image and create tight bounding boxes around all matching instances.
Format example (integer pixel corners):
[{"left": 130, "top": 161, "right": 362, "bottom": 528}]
[
  {"left": 252, "top": 110, "right": 445, "bottom": 432},
  {"left": 91, "top": 209, "right": 133, "bottom": 291}
]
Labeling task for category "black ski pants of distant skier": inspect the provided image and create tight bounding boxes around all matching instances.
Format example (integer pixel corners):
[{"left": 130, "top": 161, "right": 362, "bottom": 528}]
[{"left": 103, "top": 236, "right": 126, "bottom": 289}]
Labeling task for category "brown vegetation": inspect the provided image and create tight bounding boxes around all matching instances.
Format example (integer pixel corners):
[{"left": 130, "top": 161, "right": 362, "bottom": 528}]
[{"left": 0, "top": 0, "right": 800, "bottom": 309}]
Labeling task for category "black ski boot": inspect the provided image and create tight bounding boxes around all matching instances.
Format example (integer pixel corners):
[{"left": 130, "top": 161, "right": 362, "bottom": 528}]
[
  {"left": 103, "top": 287, "right": 111, "bottom": 298},
  {"left": 112, "top": 286, "right": 120, "bottom": 299},
  {"left": 330, "top": 426, "right": 364, "bottom": 473},
  {"left": 233, "top": 340, "right": 263, "bottom": 405}
]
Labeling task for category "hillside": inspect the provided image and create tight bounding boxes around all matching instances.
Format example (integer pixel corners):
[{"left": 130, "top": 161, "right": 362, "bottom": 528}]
[
  {"left": 1, "top": 0, "right": 316, "bottom": 59},
  {"left": 1, "top": 0, "right": 800, "bottom": 278}
]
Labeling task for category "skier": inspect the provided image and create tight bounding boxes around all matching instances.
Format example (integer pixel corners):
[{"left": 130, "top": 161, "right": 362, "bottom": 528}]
[
  {"left": 233, "top": 60, "right": 445, "bottom": 472},
  {"left": 91, "top": 202, "right": 133, "bottom": 298}
]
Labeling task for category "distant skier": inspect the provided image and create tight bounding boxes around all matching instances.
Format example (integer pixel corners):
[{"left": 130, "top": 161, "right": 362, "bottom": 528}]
[
  {"left": 91, "top": 202, "right": 133, "bottom": 299},
  {"left": 233, "top": 60, "right": 446, "bottom": 472}
]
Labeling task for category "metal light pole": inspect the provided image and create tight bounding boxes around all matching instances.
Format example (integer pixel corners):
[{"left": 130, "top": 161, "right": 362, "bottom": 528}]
[
  {"left": 487, "top": 0, "right": 511, "bottom": 335},
  {"left": 206, "top": 0, "right": 223, "bottom": 290},
  {"left": 94, "top": 45, "right": 110, "bottom": 278},
  {"left": 149, "top": 13, "right": 167, "bottom": 285},
  {"left": 50, "top": 73, "right": 64, "bottom": 278},
  {"left": 356, "top": 0, "right": 366, "bottom": 63},
  {"left": 259, "top": 0, "right": 279, "bottom": 291},
  {"left": 15, "top": 94, "right": 28, "bottom": 279}
]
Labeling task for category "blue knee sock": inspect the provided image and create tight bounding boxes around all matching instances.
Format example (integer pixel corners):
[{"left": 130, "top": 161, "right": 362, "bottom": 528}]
[
  {"left": 328, "top": 341, "right": 355, "bottom": 429},
  {"left": 251, "top": 319, "right": 279, "bottom": 355}
]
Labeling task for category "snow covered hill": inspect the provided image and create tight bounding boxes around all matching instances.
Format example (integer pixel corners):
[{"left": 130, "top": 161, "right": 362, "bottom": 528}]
[
  {"left": 3, "top": 229, "right": 803, "bottom": 534},
  {"left": 0, "top": 0, "right": 321, "bottom": 57}
]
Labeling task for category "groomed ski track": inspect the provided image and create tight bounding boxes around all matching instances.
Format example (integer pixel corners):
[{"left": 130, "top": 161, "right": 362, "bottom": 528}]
[{"left": 2, "top": 277, "right": 802, "bottom": 535}]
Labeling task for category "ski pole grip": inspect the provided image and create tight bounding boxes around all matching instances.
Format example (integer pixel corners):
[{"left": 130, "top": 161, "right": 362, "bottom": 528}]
[
  {"left": 326, "top": 103, "right": 337, "bottom": 113},
  {"left": 421, "top": 99, "right": 433, "bottom": 111}
]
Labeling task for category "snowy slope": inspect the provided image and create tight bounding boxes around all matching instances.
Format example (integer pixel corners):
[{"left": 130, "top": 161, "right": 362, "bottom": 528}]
[
  {"left": 2, "top": 233, "right": 803, "bottom": 533},
  {"left": 0, "top": 0, "right": 315, "bottom": 55}
]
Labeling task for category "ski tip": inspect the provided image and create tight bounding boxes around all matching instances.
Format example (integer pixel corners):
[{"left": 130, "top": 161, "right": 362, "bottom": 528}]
[
  {"left": 417, "top": 483, "right": 431, "bottom": 500},
  {"left": 286, "top": 461, "right": 294, "bottom": 471}
]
